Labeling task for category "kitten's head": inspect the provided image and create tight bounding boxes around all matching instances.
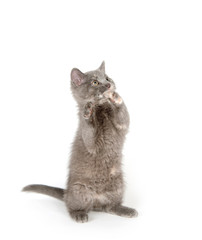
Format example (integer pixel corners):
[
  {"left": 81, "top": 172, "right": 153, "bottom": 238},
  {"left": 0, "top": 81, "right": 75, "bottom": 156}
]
[{"left": 70, "top": 61, "right": 116, "bottom": 104}]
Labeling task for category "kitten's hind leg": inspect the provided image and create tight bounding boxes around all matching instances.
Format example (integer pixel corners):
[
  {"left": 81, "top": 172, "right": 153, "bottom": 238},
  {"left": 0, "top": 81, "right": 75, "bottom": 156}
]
[
  {"left": 64, "top": 184, "right": 93, "bottom": 223},
  {"left": 107, "top": 205, "right": 138, "bottom": 218}
]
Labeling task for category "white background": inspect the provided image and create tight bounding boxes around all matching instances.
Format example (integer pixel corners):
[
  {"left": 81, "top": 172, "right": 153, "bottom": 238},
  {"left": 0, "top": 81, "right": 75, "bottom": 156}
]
[{"left": 0, "top": 0, "right": 202, "bottom": 239}]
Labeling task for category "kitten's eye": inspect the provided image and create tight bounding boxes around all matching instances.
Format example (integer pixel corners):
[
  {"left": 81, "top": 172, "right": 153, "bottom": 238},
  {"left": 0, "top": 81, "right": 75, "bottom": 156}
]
[
  {"left": 92, "top": 80, "right": 99, "bottom": 86},
  {"left": 106, "top": 77, "right": 110, "bottom": 81}
]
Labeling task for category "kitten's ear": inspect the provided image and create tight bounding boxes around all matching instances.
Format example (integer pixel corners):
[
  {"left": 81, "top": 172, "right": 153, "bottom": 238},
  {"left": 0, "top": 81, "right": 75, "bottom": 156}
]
[
  {"left": 98, "top": 61, "right": 105, "bottom": 73},
  {"left": 71, "top": 68, "right": 86, "bottom": 86}
]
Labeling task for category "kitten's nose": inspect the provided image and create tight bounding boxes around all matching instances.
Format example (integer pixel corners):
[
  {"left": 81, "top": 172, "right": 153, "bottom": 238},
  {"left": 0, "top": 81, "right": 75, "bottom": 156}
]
[{"left": 106, "top": 83, "right": 111, "bottom": 89}]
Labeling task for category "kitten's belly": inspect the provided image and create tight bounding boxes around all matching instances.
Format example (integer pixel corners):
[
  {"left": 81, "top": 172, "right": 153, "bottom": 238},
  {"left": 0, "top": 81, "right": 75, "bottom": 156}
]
[
  {"left": 89, "top": 165, "right": 124, "bottom": 206},
  {"left": 91, "top": 174, "right": 124, "bottom": 208},
  {"left": 93, "top": 187, "right": 123, "bottom": 208}
]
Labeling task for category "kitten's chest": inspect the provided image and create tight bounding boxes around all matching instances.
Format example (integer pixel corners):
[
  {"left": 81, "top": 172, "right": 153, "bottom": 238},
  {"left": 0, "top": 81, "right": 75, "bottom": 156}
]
[{"left": 93, "top": 103, "right": 115, "bottom": 128}]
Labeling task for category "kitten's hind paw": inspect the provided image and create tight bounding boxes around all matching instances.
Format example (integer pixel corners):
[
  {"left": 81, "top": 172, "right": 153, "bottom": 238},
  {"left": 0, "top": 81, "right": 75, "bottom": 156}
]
[
  {"left": 70, "top": 210, "right": 89, "bottom": 223},
  {"left": 83, "top": 102, "right": 94, "bottom": 119},
  {"left": 108, "top": 205, "right": 138, "bottom": 218}
]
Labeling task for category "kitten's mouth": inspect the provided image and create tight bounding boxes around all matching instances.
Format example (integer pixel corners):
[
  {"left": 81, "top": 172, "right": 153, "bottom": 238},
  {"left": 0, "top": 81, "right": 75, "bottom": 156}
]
[{"left": 96, "top": 85, "right": 115, "bottom": 100}]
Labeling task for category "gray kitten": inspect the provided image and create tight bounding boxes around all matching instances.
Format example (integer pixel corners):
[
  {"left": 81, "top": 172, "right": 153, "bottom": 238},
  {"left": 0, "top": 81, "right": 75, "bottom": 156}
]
[{"left": 23, "top": 62, "right": 138, "bottom": 223}]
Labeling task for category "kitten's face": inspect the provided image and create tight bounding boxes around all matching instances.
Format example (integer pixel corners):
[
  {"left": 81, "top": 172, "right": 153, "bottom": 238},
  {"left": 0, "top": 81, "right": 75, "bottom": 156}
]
[{"left": 71, "top": 62, "right": 116, "bottom": 103}]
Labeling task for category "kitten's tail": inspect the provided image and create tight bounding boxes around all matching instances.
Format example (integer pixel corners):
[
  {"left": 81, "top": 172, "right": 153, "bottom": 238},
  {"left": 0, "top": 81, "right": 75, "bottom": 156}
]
[{"left": 22, "top": 184, "right": 64, "bottom": 201}]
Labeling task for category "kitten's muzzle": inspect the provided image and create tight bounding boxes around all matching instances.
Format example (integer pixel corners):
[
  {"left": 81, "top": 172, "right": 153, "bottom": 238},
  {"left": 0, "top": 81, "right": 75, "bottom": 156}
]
[{"left": 106, "top": 83, "right": 111, "bottom": 89}]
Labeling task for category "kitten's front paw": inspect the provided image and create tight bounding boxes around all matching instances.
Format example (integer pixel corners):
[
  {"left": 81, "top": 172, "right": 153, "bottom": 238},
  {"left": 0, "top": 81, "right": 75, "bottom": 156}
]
[
  {"left": 103, "top": 90, "right": 113, "bottom": 99},
  {"left": 103, "top": 91, "right": 123, "bottom": 105},
  {"left": 109, "top": 92, "right": 123, "bottom": 105},
  {"left": 83, "top": 102, "right": 94, "bottom": 119}
]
